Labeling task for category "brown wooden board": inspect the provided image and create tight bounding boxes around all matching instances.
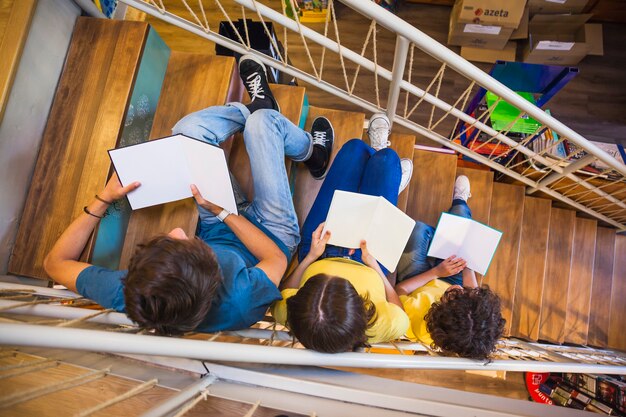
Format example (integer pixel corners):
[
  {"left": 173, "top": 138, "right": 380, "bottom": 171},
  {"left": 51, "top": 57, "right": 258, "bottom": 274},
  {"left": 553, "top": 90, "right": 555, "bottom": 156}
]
[
  {"left": 406, "top": 150, "right": 457, "bottom": 227},
  {"left": 119, "top": 53, "right": 235, "bottom": 269},
  {"left": 8, "top": 18, "right": 149, "bottom": 279},
  {"left": 455, "top": 167, "right": 493, "bottom": 225},
  {"left": 228, "top": 84, "right": 306, "bottom": 201},
  {"left": 608, "top": 234, "right": 626, "bottom": 350},
  {"left": 510, "top": 196, "right": 552, "bottom": 341},
  {"left": 484, "top": 183, "right": 525, "bottom": 336},
  {"left": 563, "top": 217, "right": 597, "bottom": 345},
  {"left": 293, "top": 106, "right": 365, "bottom": 226},
  {"left": 538, "top": 208, "right": 576, "bottom": 343},
  {"left": 587, "top": 226, "right": 616, "bottom": 347}
]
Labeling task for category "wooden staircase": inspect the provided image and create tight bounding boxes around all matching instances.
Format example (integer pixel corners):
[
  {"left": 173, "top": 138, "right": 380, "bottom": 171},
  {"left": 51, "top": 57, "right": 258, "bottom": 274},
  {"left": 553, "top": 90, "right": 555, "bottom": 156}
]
[{"left": 7, "top": 18, "right": 626, "bottom": 354}]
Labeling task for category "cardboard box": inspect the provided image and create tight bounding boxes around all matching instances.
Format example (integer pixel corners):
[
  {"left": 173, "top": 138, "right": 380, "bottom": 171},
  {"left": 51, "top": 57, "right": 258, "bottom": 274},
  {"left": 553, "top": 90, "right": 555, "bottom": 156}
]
[
  {"left": 523, "top": 14, "right": 603, "bottom": 65},
  {"left": 529, "top": 0, "right": 589, "bottom": 14},
  {"left": 454, "top": 0, "right": 527, "bottom": 28},
  {"left": 461, "top": 41, "right": 517, "bottom": 63},
  {"left": 449, "top": 2, "right": 515, "bottom": 49},
  {"left": 511, "top": 6, "right": 529, "bottom": 40}
]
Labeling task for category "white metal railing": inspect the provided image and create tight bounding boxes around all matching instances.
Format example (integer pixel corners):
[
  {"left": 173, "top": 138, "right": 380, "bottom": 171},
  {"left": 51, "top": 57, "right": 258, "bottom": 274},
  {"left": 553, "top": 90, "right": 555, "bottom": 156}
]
[
  {"left": 1, "top": 285, "right": 626, "bottom": 374},
  {"left": 120, "top": 0, "right": 626, "bottom": 230}
]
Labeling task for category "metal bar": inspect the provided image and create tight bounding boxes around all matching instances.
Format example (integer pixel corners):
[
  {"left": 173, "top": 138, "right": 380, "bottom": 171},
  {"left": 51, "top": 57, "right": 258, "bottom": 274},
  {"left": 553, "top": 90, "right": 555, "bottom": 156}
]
[
  {"left": 527, "top": 154, "right": 597, "bottom": 195},
  {"left": 2, "top": 324, "right": 626, "bottom": 374},
  {"left": 385, "top": 35, "right": 410, "bottom": 126},
  {"left": 141, "top": 375, "right": 217, "bottom": 417},
  {"left": 0, "top": 300, "right": 134, "bottom": 326}
]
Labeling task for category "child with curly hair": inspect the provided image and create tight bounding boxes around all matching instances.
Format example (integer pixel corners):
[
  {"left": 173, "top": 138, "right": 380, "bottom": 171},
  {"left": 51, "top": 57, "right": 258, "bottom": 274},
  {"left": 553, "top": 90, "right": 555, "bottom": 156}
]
[{"left": 395, "top": 175, "right": 505, "bottom": 360}]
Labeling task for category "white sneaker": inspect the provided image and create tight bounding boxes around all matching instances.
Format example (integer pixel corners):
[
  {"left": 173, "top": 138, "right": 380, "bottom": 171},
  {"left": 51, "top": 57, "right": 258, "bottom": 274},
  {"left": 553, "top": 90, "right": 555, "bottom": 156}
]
[
  {"left": 399, "top": 158, "right": 413, "bottom": 194},
  {"left": 368, "top": 112, "right": 391, "bottom": 150},
  {"left": 453, "top": 175, "right": 472, "bottom": 202}
]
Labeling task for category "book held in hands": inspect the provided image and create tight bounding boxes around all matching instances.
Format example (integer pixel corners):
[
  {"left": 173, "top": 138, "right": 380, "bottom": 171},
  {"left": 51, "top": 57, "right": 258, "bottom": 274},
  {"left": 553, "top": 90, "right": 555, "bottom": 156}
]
[
  {"left": 108, "top": 134, "right": 237, "bottom": 213},
  {"left": 322, "top": 190, "right": 416, "bottom": 272},
  {"left": 427, "top": 212, "right": 502, "bottom": 275}
]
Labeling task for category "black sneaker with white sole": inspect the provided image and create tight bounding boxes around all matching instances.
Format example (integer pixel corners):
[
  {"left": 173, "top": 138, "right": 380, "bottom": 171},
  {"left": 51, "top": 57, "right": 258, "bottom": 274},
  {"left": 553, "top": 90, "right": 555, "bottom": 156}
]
[
  {"left": 238, "top": 54, "right": 280, "bottom": 113},
  {"left": 304, "top": 117, "right": 334, "bottom": 180}
]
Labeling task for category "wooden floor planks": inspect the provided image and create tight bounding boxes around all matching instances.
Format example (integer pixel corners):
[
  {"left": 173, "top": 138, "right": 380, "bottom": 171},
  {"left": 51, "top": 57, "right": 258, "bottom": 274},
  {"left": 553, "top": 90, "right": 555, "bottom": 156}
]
[
  {"left": 406, "top": 150, "right": 457, "bottom": 226},
  {"left": 8, "top": 18, "right": 150, "bottom": 279},
  {"left": 563, "top": 217, "right": 597, "bottom": 345},
  {"left": 587, "top": 227, "right": 616, "bottom": 347},
  {"left": 455, "top": 167, "right": 493, "bottom": 225},
  {"left": 608, "top": 234, "right": 626, "bottom": 351},
  {"left": 390, "top": 134, "right": 417, "bottom": 213},
  {"left": 293, "top": 106, "right": 365, "bottom": 225},
  {"left": 510, "top": 196, "right": 552, "bottom": 341},
  {"left": 484, "top": 183, "right": 524, "bottom": 336},
  {"left": 119, "top": 53, "right": 235, "bottom": 268},
  {"left": 538, "top": 208, "right": 576, "bottom": 343}
]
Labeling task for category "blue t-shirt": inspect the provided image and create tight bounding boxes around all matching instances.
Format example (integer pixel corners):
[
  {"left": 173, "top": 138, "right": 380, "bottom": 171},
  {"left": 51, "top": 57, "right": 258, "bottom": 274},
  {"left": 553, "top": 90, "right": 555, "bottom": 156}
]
[{"left": 76, "top": 214, "right": 287, "bottom": 332}]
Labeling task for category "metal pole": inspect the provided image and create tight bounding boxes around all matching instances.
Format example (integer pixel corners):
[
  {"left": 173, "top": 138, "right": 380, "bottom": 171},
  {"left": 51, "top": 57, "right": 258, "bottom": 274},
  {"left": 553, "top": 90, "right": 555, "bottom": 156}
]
[
  {"left": 2, "top": 324, "right": 626, "bottom": 374},
  {"left": 527, "top": 154, "right": 597, "bottom": 195},
  {"left": 141, "top": 375, "right": 217, "bottom": 417},
  {"left": 385, "top": 36, "right": 410, "bottom": 126}
]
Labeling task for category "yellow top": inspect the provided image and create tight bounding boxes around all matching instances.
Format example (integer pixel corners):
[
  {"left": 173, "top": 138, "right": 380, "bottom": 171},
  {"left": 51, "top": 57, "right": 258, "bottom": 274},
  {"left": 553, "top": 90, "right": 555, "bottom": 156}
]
[
  {"left": 272, "top": 258, "right": 409, "bottom": 344},
  {"left": 400, "top": 279, "right": 451, "bottom": 346}
]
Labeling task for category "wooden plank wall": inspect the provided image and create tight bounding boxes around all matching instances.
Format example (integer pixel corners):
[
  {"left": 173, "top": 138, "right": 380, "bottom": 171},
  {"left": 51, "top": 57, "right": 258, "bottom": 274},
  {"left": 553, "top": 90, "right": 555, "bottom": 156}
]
[
  {"left": 608, "top": 234, "right": 626, "bottom": 350},
  {"left": 120, "top": 53, "right": 235, "bottom": 269},
  {"left": 510, "top": 197, "right": 552, "bottom": 341},
  {"left": 587, "top": 227, "right": 616, "bottom": 347},
  {"left": 390, "top": 134, "right": 416, "bottom": 213},
  {"left": 8, "top": 18, "right": 149, "bottom": 279},
  {"left": 0, "top": 0, "right": 36, "bottom": 122}
]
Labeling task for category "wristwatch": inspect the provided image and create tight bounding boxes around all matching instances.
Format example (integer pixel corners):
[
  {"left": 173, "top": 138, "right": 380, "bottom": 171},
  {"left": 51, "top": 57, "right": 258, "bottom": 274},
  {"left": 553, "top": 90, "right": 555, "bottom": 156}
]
[{"left": 217, "top": 209, "right": 232, "bottom": 222}]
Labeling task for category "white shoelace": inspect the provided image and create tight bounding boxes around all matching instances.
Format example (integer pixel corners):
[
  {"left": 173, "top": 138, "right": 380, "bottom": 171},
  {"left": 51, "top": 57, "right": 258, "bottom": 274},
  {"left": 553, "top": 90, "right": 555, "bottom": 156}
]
[
  {"left": 312, "top": 131, "right": 327, "bottom": 146},
  {"left": 246, "top": 72, "right": 265, "bottom": 101},
  {"left": 369, "top": 129, "right": 390, "bottom": 149}
]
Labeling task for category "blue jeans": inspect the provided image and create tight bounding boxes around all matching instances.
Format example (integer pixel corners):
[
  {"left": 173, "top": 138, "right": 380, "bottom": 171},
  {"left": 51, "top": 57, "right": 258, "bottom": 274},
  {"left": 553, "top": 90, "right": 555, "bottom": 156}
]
[
  {"left": 396, "top": 200, "right": 472, "bottom": 286},
  {"left": 299, "top": 139, "right": 401, "bottom": 273},
  {"left": 172, "top": 103, "right": 312, "bottom": 256}
]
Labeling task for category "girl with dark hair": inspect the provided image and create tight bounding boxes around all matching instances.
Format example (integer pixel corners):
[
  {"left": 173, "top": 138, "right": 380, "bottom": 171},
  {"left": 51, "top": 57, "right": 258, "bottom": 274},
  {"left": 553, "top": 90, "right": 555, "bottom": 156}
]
[{"left": 272, "top": 135, "right": 410, "bottom": 353}]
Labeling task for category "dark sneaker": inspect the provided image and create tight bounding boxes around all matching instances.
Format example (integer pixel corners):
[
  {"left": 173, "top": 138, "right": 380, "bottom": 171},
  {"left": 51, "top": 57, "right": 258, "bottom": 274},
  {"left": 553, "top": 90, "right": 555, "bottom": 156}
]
[
  {"left": 304, "top": 117, "right": 334, "bottom": 180},
  {"left": 239, "top": 54, "right": 280, "bottom": 113}
]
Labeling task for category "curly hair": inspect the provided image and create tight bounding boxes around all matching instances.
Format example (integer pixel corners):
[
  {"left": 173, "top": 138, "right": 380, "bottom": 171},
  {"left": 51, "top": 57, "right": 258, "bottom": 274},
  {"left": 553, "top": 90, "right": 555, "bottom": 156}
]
[
  {"left": 124, "top": 235, "right": 222, "bottom": 336},
  {"left": 286, "top": 274, "right": 377, "bottom": 353},
  {"left": 425, "top": 285, "right": 505, "bottom": 360}
]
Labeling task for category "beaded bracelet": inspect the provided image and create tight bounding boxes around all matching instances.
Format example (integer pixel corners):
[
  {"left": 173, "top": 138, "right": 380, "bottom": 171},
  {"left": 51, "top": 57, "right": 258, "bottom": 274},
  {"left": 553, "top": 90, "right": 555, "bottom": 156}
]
[
  {"left": 84, "top": 206, "right": 105, "bottom": 219},
  {"left": 95, "top": 194, "right": 113, "bottom": 205}
]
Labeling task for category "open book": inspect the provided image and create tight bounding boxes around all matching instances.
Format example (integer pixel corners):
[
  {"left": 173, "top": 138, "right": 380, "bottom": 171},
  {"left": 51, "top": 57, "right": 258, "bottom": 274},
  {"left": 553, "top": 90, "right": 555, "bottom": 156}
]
[
  {"left": 109, "top": 134, "right": 237, "bottom": 213},
  {"left": 427, "top": 213, "right": 502, "bottom": 275},
  {"left": 322, "top": 190, "right": 416, "bottom": 271}
]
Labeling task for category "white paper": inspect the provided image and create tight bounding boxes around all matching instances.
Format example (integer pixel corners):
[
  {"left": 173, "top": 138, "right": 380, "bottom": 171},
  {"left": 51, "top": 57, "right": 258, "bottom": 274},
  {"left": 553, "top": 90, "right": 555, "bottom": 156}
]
[
  {"left": 109, "top": 134, "right": 237, "bottom": 213},
  {"left": 427, "top": 213, "right": 502, "bottom": 275},
  {"left": 463, "top": 24, "right": 502, "bottom": 35},
  {"left": 536, "top": 41, "right": 574, "bottom": 51},
  {"left": 546, "top": 0, "right": 567, "bottom": 4},
  {"left": 322, "top": 190, "right": 416, "bottom": 271}
]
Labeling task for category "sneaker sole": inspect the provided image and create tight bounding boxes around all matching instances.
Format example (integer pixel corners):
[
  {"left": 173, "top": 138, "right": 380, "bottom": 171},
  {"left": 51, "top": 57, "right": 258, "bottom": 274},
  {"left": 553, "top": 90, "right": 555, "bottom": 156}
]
[{"left": 239, "top": 54, "right": 281, "bottom": 113}]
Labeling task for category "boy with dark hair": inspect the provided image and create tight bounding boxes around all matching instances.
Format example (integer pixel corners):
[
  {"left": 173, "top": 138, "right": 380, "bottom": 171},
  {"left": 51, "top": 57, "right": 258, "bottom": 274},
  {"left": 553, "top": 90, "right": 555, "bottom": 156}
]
[
  {"left": 395, "top": 176, "right": 505, "bottom": 359},
  {"left": 44, "top": 55, "right": 334, "bottom": 335}
]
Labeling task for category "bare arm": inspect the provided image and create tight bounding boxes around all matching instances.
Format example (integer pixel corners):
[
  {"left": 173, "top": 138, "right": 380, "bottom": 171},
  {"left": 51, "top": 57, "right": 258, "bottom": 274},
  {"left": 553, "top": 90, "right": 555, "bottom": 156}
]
[
  {"left": 44, "top": 174, "right": 140, "bottom": 292},
  {"left": 462, "top": 268, "right": 478, "bottom": 288},
  {"left": 359, "top": 241, "right": 403, "bottom": 309},
  {"left": 191, "top": 185, "right": 287, "bottom": 286},
  {"left": 395, "top": 256, "right": 467, "bottom": 296},
  {"left": 280, "top": 223, "right": 331, "bottom": 290}
]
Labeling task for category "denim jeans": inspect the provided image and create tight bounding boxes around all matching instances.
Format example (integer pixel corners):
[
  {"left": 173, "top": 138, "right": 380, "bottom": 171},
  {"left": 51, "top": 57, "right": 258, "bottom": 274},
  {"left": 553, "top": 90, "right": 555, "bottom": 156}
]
[
  {"left": 172, "top": 103, "right": 312, "bottom": 256},
  {"left": 298, "top": 139, "right": 401, "bottom": 273},
  {"left": 396, "top": 199, "right": 472, "bottom": 286}
]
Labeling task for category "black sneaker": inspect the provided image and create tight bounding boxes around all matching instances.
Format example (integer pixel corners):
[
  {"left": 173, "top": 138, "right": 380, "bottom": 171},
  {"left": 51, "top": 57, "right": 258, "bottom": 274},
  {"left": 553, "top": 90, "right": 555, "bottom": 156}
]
[
  {"left": 304, "top": 117, "right": 334, "bottom": 180},
  {"left": 238, "top": 54, "right": 280, "bottom": 113}
]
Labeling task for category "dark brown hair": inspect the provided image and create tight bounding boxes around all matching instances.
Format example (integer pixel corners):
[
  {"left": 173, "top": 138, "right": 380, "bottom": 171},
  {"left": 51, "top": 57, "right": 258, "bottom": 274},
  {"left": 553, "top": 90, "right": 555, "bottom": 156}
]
[
  {"left": 286, "top": 274, "right": 377, "bottom": 353},
  {"left": 123, "top": 235, "right": 221, "bottom": 335},
  {"left": 425, "top": 285, "right": 505, "bottom": 360}
]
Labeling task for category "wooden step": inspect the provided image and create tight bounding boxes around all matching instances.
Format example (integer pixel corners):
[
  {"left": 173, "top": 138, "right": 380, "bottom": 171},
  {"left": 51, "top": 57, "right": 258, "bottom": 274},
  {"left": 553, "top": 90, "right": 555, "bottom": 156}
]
[
  {"left": 0, "top": 0, "right": 36, "bottom": 121},
  {"left": 484, "top": 182, "right": 525, "bottom": 336},
  {"left": 563, "top": 217, "right": 597, "bottom": 345},
  {"left": 455, "top": 167, "right": 493, "bottom": 224},
  {"left": 8, "top": 18, "right": 151, "bottom": 279},
  {"left": 510, "top": 196, "right": 552, "bottom": 341},
  {"left": 119, "top": 53, "right": 236, "bottom": 269},
  {"left": 608, "top": 233, "right": 626, "bottom": 350},
  {"left": 406, "top": 150, "right": 457, "bottom": 226},
  {"left": 293, "top": 106, "right": 365, "bottom": 225},
  {"left": 537, "top": 208, "right": 576, "bottom": 343},
  {"left": 228, "top": 84, "right": 306, "bottom": 201},
  {"left": 587, "top": 227, "right": 616, "bottom": 347}
]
